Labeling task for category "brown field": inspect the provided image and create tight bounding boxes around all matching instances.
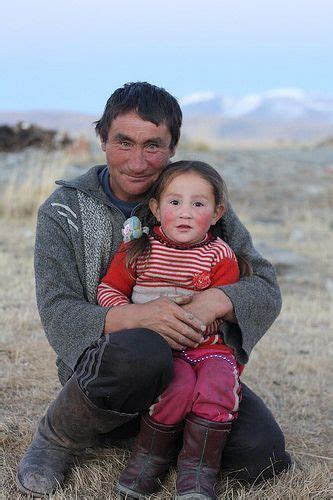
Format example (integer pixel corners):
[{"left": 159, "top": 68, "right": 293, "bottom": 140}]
[{"left": 0, "top": 146, "right": 332, "bottom": 499}]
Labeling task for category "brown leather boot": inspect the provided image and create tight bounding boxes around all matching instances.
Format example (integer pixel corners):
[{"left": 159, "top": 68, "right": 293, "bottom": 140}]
[
  {"left": 175, "top": 413, "right": 232, "bottom": 500},
  {"left": 16, "top": 376, "right": 136, "bottom": 497},
  {"left": 117, "top": 413, "right": 184, "bottom": 499}
]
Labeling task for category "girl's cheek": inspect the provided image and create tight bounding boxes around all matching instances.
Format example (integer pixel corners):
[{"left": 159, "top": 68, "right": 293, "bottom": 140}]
[
  {"left": 197, "top": 220, "right": 210, "bottom": 233},
  {"left": 197, "top": 212, "right": 215, "bottom": 230},
  {"left": 159, "top": 207, "right": 174, "bottom": 226}
]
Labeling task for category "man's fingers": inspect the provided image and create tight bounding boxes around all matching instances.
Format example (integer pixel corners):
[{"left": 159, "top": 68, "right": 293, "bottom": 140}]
[
  {"left": 163, "top": 337, "right": 185, "bottom": 350},
  {"left": 185, "top": 311, "right": 206, "bottom": 332},
  {"left": 172, "top": 295, "right": 192, "bottom": 305},
  {"left": 162, "top": 324, "right": 203, "bottom": 349},
  {"left": 173, "top": 308, "right": 206, "bottom": 336},
  {"left": 143, "top": 296, "right": 206, "bottom": 346}
]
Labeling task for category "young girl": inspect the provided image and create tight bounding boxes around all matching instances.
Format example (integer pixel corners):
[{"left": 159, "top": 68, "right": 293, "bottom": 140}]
[{"left": 97, "top": 161, "right": 251, "bottom": 500}]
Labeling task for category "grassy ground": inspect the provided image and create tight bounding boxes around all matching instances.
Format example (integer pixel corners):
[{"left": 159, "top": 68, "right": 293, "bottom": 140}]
[{"left": 0, "top": 147, "right": 332, "bottom": 498}]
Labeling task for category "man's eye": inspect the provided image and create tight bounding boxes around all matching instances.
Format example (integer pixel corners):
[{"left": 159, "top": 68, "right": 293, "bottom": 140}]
[
  {"left": 146, "top": 143, "right": 158, "bottom": 151},
  {"left": 120, "top": 141, "right": 131, "bottom": 148}
]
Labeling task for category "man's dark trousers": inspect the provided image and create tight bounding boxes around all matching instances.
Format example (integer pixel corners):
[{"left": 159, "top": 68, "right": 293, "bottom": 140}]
[{"left": 68, "top": 328, "right": 291, "bottom": 482}]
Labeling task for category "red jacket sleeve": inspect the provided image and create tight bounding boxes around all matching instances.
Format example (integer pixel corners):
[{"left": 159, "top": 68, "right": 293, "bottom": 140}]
[{"left": 210, "top": 257, "right": 240, "bottom": 287}]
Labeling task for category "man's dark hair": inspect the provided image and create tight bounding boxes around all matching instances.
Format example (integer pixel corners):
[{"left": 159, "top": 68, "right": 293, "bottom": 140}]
[{"left": 94, "top": 82, "right": 182, "bottom": 149}]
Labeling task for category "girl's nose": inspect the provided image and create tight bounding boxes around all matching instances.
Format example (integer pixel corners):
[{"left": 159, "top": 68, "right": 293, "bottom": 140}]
[{"left": 180, "top": 208, "right": 192, "bottom": 218}]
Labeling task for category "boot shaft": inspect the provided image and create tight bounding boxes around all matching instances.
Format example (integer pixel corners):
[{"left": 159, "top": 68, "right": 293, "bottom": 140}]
[
  {"left": 135, "top": 413, "right": 184, "bottom": 459},
  {"left": 36, "top": 376, "right": 135, "bottom": 450},
  {"left": 179, "top": 413, "right": 231, "bottom": 468},
  {"left": 176, "top": 413, "right": 232, "bottom": 499},
  {"left": 118, "top": 414, "right": 184, "bottom": 497}
]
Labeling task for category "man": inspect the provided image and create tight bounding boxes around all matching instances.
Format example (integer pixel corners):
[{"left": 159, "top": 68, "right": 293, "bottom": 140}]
[{"left": 17, "top": 82, "right": 290, "bottom": 497}]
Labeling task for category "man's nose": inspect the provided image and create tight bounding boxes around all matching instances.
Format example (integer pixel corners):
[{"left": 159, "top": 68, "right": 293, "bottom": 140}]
[{"left": 129, "top": 147, "right": 148, "bottom": 171}]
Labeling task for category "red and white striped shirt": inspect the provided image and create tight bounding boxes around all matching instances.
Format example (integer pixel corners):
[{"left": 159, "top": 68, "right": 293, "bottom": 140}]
[{"left": 97, "top": 226, "right": 240, "bottom": 342}]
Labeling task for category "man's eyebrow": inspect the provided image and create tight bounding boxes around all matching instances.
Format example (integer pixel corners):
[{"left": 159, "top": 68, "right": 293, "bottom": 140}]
[
  {"left": 113, "top": 134, "right": 167, "bottom": 146},
  {"left": 143, "top": 137, "right": 166, "bottom": 145},
  {"left": 114, "top": 133, "right": 132, "bottom": 141}
]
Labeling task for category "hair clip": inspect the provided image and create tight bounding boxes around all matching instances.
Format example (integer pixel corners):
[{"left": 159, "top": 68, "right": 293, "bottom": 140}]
[{"left": 122, "top": 216, "right": 149, "bottom": 243}]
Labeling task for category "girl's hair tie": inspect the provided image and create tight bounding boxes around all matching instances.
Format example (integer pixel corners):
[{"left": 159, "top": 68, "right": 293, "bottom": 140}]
[{"left": 122, "top": 216, "right": 149, "bottom": 243}]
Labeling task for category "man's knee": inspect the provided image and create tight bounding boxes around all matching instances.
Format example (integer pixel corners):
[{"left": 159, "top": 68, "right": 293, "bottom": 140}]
[
  {"left": 75, "top": 328, "right": 173, "bottom": 413},
  {"left": 222, "top": 434, "right": 291, "bottom": 483},
  {"left": 221, "top": 383, "right": 291, "bottom": 482},
  {"left": 104, "top": 328, "right": 174, "bottom": 384}
]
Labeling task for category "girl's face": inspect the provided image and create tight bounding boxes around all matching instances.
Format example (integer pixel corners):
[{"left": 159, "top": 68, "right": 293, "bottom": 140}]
[{"left": 149, "top": 172, "right": 224, "bottom": 245}]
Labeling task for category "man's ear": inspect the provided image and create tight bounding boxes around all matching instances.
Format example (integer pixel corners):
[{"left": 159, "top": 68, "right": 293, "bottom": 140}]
[
  {"left": 149, "top": 198, "right": 160, "bottom": 221},
  {"left": 211, "top": 204, "right": 225, "bottom": 225},
  {"left": 169, "top": 146, "right": 176, "bottom": 158},
  {"left": 101, "top": 140, "right": 106, "bottom": 152}
]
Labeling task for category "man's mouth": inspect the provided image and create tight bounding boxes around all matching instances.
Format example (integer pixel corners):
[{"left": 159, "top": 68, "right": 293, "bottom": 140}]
[
  {"left": 125, "top": 173, "right": 158, "bottom": 184},
  {"left": 127, "top": 175, "right": 150, "bottom": 180}
]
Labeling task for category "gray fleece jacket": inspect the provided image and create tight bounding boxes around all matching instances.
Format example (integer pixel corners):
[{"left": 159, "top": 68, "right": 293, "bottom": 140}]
[{"left": 35, "top": 165, "right": 282, "bottom": 383}]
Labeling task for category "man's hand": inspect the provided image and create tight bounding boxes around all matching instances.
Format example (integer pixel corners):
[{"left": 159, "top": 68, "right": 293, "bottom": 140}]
[
  {"left": 181, "top": 288, "right": 237, "bottom": 325},
  {"left": 104, "top": 295, "right": 206, "bottom": 350}
]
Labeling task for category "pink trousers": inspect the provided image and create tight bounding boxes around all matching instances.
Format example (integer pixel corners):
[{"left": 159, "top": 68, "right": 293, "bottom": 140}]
[{"left": 149, "top": 351, "right": 241, "bottom": 424}]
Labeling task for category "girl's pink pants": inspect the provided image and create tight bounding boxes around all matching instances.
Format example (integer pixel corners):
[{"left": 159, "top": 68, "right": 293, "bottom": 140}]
[{"left": 149, "top": 349, "right": 241, "bottom": 424}]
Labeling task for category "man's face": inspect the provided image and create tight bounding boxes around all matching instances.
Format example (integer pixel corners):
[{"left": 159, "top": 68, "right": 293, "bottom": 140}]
[{"left": 101, "top": 111, "right": 175, "bottom": 202}]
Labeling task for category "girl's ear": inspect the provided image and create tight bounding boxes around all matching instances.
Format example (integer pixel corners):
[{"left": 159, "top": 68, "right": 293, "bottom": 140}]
[
  {"left": 211, "top": 204, "right": 225, "bottom": 225},
  {"left": 149, "top": 198, "right": 160, "bottom": 221}
]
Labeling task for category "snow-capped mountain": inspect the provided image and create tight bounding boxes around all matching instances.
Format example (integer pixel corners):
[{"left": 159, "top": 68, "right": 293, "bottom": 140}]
[
  {"left": 180, "top": 89, "right": 333, "bottom": 144},
  {"left": 180, "top": 88, "right": 333, "bottom": 121}
]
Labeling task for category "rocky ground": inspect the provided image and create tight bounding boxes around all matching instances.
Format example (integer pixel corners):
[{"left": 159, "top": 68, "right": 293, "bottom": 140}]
[{"left": 0, "top": 146, "right": 332, "bottom": 498}]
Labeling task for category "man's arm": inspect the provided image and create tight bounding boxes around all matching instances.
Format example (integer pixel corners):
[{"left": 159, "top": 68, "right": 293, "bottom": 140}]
[{"left": 35, "top": 201, "right": 110, "bottom": 370}]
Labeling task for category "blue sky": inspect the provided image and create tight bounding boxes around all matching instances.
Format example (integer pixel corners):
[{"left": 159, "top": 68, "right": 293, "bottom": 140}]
[{"left": 1, "top": 0, "right": 332, "bottom": 113}]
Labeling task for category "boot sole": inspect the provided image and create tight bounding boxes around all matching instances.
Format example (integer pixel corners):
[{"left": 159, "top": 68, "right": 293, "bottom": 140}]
[
  {"left": 117, "top": 481, "right": 157, "bottom": 499},
  {"left": 175, "top": 494, "right": 212, "bottom": 500},
  {"left": 16, "top": 472, "right": 50, "bottom": 498}
]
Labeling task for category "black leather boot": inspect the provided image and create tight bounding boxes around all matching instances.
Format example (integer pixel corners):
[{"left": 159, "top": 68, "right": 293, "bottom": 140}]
[{"left": 16, "top": 376, "right": 136, "bottom": 496}]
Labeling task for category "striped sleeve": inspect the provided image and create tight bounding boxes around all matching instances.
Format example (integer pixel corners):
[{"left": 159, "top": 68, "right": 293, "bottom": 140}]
[{"left": 96, "top": 243, "right": 136, "bottom": 307}]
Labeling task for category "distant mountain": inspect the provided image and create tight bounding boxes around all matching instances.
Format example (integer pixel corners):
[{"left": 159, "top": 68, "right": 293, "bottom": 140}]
[
  {"left": 180, "top": 89, "right": 333, "bottom": 144},
  {"left": 1, "top": 89, "right": 332, "bottom": 145},
  {"left": 181, "top": 88, "right": 333, "bottom": 119}
]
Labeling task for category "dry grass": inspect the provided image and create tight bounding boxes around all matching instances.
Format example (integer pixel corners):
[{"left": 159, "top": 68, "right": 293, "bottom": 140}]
[{"left": 0, "top": 147, "right": 332, "bottom": 498}]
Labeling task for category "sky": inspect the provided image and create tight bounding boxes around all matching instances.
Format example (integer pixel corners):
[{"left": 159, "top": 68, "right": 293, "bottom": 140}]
[{"left": 1, "top": 0, "right": 332, "bottom": 114}]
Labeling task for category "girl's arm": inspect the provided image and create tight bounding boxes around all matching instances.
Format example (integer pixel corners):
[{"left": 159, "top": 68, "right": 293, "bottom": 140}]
[{"left": 97, "top": 243, "right": 136, "bottom": 307}]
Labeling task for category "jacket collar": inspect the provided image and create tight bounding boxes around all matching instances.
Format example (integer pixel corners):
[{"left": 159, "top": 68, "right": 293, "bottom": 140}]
[{"left": 56, "top": 165, "right": 110, "bottom": 205}]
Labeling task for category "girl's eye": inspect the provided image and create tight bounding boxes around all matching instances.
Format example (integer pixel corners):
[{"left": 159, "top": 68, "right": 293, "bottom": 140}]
[
  {"left": 193, "top": 201, "right": 204, "bottom": 207},
  {"left": 170, "top": 200, "right": 179, "bottom": 205}
]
